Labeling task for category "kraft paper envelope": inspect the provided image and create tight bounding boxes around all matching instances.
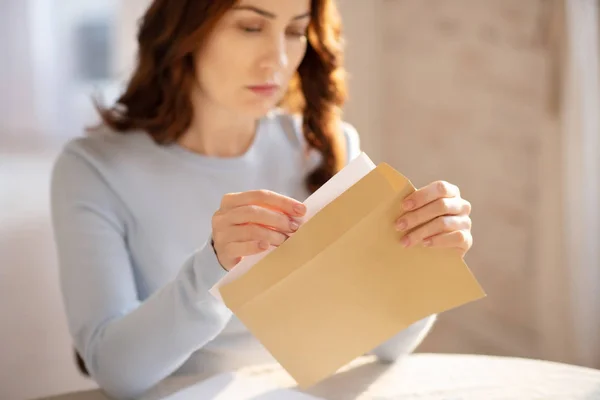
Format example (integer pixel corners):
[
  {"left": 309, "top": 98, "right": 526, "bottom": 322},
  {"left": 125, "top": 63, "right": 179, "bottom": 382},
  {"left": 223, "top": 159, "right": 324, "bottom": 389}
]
[
  {"left": 210, "top": 152, "right": 376, "bottom": 300},
  {"left": 216, "top": 159, "right": 486, "bottom": 388}
]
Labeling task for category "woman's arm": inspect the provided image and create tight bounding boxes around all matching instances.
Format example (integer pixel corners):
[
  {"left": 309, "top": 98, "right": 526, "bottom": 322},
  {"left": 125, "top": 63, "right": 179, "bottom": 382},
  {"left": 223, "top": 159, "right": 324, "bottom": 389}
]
[{"left": 51, "top": 148, "right": 231, "bottom": 399}]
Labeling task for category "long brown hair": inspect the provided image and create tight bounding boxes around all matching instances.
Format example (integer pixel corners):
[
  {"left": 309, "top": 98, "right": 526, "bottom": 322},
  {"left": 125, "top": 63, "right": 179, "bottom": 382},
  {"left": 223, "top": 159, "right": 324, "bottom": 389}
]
[{"left": 96, "top": 0, "right": 348, "bottom": 193}]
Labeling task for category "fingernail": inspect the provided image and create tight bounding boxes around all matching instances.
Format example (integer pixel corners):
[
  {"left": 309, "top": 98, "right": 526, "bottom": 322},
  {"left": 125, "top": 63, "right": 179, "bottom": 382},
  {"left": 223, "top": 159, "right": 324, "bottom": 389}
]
[
  {"left": 396, "top": 220, "right": 407, "bottom": 231},
  {"left": 423, "top": 239, "right": 432, "bottom": 247},
  {"left": 290, "top": 220, "right": 299, "bottom": 231},
  {"left": 294, "top": 204, "right": 306, "bottom": 215},
  {"left": 401, "top": 237, "right": 410, "bottom": 247},
  {"left": 403, "top": 200, "right": 415, "bottom": 211}
]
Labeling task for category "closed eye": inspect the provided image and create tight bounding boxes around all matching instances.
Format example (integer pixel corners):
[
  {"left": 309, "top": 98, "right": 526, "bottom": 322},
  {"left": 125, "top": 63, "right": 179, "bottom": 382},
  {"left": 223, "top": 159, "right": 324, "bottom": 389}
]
[
  {"left": 241, "top": 26, "right": 262, "bottom": 33},
  {"left": 286, "top": 29, "right": 307, "bottom": 38}
]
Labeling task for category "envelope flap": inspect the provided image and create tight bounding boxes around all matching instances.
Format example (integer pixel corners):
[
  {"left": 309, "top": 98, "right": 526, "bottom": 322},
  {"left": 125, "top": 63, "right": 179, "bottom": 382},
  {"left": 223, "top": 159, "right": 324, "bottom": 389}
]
[
  {"left": 220, "top": 163, "right": 407, "bottom": 311},
  {"left": 377, "top": 162, "right": 415, "bottom": 192}
]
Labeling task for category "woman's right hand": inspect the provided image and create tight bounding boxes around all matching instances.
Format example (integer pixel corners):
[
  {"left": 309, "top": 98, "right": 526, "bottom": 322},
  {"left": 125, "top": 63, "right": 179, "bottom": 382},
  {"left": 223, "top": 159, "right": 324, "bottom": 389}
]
[{"left": 211, "top": 190, "right": 307, "bottom": 271}]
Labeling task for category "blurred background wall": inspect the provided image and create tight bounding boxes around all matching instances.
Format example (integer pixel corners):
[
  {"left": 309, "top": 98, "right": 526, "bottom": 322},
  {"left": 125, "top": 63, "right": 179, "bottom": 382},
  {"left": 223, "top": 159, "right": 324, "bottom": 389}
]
[{"left": 0, "top": 0, "right": 598, "bottom": 399}]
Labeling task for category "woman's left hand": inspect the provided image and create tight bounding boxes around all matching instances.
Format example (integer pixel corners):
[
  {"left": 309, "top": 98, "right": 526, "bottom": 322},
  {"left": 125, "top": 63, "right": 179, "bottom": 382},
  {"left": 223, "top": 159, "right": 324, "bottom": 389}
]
[{"left": 395, "top": 180, "right": 473, "bottom": 258}]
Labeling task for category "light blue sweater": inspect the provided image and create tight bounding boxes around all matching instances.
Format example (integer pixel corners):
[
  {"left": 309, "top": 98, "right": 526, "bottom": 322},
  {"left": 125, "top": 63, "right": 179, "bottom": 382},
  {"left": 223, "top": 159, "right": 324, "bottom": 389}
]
[{"left": 50, "top": 111, "right": 436, "bottom": 399}]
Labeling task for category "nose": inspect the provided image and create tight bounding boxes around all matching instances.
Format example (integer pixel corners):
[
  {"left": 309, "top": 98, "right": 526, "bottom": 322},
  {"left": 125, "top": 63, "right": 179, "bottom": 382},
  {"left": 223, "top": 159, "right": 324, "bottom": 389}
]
[{"left": 260, "top": 34, "right": 288, "bottom": 73}]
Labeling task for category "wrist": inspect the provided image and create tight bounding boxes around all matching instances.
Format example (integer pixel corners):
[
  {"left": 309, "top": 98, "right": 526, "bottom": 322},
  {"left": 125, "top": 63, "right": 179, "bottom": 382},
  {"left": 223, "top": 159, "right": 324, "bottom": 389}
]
[{"left": 211, "top": 238, "right": 228, "bottom": 272}]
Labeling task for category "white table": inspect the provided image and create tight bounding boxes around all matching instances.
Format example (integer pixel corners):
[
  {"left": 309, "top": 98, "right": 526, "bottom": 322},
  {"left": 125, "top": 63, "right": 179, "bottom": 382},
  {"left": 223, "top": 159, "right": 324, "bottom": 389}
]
[{"left": 42, "top": 354, "right": 600, "bottom": 400}]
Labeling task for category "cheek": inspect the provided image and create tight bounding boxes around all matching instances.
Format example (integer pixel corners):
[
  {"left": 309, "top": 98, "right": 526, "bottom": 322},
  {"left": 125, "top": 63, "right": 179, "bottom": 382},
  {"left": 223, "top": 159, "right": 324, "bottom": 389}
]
[
  {"left": 286, "top": 42, "right": 307, "bottom": 76},
  {"left": 194, "top": 37, "right": 248, "bottom": 94}
]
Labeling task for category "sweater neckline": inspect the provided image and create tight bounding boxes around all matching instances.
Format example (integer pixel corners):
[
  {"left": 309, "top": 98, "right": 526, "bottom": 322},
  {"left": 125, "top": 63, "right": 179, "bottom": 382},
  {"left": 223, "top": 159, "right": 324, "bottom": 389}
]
[{"left": 161, "top": 118, "right": 269, "bottom": 169}]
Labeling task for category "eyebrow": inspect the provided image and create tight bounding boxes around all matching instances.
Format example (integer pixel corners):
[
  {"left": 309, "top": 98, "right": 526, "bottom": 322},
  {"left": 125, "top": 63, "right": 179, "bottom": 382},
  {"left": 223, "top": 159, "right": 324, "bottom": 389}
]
[{"left": 232, "top": 5, "right": 311, "bottom": 20}]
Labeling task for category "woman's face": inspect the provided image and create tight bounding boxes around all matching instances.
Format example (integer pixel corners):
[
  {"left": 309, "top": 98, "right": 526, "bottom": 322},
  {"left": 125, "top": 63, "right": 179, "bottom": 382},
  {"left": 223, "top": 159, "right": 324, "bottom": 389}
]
[{"left": 194, "top": 0, "right": 311, "bottom": 118}]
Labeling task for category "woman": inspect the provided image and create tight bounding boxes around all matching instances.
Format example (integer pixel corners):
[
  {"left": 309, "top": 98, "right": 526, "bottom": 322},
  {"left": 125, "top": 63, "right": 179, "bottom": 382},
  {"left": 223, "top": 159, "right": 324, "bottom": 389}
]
[{"left": 51, "top": 0, "right": 473, "bottom": 398}]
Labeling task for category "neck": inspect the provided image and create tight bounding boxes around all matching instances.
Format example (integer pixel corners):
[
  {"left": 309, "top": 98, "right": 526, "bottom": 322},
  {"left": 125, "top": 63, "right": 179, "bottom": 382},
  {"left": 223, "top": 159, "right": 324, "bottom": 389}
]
[{"left": 178, "top": 93, "right": 257, "bottom": 158}]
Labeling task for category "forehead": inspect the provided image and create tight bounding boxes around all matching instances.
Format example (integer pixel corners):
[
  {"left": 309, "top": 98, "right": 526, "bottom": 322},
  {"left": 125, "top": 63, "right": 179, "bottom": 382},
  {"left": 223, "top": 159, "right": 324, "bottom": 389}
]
[{"left": 233, "top": 0, "right": 312, "bottom": 18}]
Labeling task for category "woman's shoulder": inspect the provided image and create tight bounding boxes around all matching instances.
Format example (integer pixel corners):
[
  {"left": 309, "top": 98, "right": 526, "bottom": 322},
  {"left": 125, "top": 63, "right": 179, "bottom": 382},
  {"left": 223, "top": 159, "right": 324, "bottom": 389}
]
[
  {"left": 339, "top": 120, "right": 361, "bottom": 161},
  {"left": 58, "top": 126, "right": 150, "bottom": 166},
  {"left": 51, "top": 127, "right": 153, "bottom": 197}
]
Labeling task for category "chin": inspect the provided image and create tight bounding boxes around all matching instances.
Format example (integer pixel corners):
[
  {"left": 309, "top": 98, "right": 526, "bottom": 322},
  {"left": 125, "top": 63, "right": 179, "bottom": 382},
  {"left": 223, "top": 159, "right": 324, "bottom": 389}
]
[{"left": 238, "top": 101, "right": 280, "bottom": 119}]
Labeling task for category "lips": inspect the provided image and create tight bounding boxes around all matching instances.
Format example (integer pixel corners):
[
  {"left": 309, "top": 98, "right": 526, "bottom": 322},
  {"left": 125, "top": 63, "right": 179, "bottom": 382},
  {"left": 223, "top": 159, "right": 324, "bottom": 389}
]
[{"left": 248, "top": 84, "right": 280, "bottom": 97}]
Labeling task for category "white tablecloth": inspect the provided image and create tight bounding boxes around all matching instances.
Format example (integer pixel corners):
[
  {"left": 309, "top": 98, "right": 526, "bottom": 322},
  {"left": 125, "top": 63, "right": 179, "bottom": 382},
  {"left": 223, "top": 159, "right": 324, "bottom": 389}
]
[{"left": 44, "top": 354, "right": 600, "bottom": 400}]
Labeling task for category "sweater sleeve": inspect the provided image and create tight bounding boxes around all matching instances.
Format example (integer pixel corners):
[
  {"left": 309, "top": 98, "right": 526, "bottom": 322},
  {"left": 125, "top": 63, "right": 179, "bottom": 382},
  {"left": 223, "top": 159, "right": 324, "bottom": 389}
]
[
  {"left": 341, "top": 122, "right": 437, "bottom": 362},
  {"left": 50, "top": 148, "right": 232, "bottom": 399}
]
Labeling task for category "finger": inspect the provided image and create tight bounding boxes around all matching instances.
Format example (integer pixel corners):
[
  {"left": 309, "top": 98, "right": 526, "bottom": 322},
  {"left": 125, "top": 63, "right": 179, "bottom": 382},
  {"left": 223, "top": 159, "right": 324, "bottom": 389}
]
[
  {"left": 422, "top": 229, "right": 473, "bottom": 253},
  {"left": 221, "top": 240, "right": 271, "bottom": 258},
  {"left": 227, "top": 205, "right": 301, "bottom": 233},
  {"left": 221, "top": 190, "right": 306, "bottom": 217},
  {"left": 226, "top": 224, "right": 288, "bottom": 247},
  {"left": 402, "top": 181, "right": 460, "bottom": 211},
  {"left": 219, "top": 241, "right": 271, "bottom": 268},
  {"left": 396, "top": 197, "right": 470, "bottom": 232},
  {"left": 401, "top": 216, "right": 471, "bottom": 247}
]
